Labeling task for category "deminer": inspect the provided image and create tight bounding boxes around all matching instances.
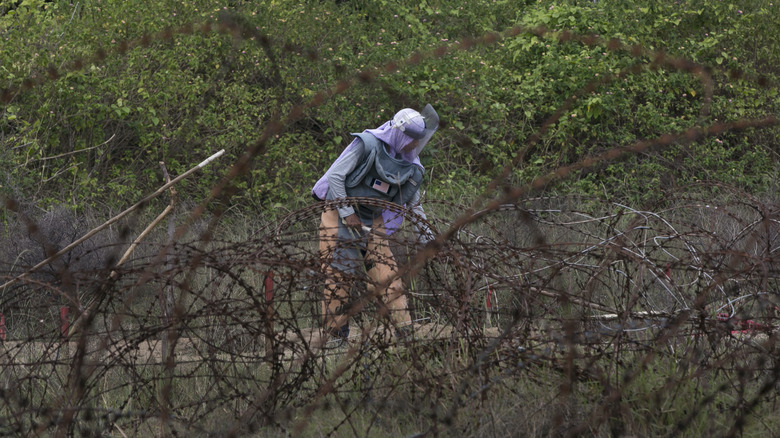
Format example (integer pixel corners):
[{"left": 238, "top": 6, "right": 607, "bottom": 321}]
[{"left": 311, "top": 105, "right": 439, "bottom": 344}]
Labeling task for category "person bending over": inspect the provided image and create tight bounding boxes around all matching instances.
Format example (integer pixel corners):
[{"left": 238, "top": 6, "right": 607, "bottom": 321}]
[{"left": 311, "top": 104, "right": 439, "bottom": 342}]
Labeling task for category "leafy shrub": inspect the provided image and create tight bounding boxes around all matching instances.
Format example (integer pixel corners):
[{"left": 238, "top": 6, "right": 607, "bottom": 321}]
[{"left": 0, "top": 0, "right": 777, "bottom": 212}]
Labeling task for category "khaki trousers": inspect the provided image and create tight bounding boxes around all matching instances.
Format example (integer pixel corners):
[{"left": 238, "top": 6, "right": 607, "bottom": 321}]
[{"left": 318, "top": 209, "right": 411, "bottom": 331}]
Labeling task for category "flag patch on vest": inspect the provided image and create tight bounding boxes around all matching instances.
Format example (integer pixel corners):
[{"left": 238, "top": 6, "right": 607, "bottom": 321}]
[{"left": 371, "top": 178, "right": 390, "bottom": 194}]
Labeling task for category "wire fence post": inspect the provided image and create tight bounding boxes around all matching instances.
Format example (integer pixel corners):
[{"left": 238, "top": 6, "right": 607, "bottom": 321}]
[
  {"left": 264, "top": 270, "right": 275, "bottom": 361},
  {"left": 157, "top": 161, "right": 177, "bottom": 438}
]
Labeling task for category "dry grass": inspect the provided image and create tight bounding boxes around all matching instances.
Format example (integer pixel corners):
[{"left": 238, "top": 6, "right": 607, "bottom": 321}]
[{"left": 1, "top": 12, "right": 779, "bottom": 437}]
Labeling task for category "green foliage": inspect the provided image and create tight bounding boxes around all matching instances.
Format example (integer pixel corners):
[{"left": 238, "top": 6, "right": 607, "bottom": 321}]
[
  {"left": 0, "top": 0, "right": 777, "bottom": 212},
  {"left": 496, "top": 0, "right": 779, "bottom": 205}
]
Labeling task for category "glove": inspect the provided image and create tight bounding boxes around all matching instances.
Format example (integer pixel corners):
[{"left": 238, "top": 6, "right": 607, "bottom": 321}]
[{"left": 415, "top": 223, "right": 436, "bottom": 246}]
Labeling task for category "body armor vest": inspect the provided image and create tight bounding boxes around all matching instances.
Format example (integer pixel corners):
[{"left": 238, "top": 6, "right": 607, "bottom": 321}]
[{"left": 344, "top": 133, "right": 424, "bottom": 215}]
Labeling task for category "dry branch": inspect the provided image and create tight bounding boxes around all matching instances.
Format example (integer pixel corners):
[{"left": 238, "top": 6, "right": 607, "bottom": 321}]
[{"left": 0, "top": 149, "right": 224, "bottom": 293}]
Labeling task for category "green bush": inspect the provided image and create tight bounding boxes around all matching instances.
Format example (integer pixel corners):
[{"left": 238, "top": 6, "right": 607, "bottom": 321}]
[{"left": 0, "top": 0, "right": 777, "bottom": 212}]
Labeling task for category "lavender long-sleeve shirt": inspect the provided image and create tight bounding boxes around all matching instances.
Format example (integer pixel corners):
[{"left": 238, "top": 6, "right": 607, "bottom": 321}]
[{"left": 312, "top": 136, "right": 428, "bottom": 235}]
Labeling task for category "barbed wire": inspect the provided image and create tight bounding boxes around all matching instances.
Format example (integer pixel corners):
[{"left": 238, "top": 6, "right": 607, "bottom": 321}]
[{"left": 1, "top": 9, "right": 779, "bottom": 438}]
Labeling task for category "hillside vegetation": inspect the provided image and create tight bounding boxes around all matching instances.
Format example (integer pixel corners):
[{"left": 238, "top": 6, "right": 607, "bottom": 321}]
[
  {"left": 2, "top": 2, "right": 780, "bottom": 436},
  {"left": 1, "top": 0, "right": 778, "bottom": 216}
]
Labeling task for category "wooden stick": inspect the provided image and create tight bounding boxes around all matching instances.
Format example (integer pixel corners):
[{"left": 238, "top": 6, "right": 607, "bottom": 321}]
[
  {"left": 158, "top": 161, "right": 177, "bottom": 437},
  {"left": 264, "top": 270, "right": 275, "bottom": 361},
  {"left": 110, "top": 204, "right": 173, "bottom": 277},
  {"left": 72, "top": 198, "right": 169, "bottom": 332},
  {"left": 0, "top": 149, "right": 224, "bottom": 292},
  {"left": 159, "top": 161, "right": 176, "bottom": 358}
]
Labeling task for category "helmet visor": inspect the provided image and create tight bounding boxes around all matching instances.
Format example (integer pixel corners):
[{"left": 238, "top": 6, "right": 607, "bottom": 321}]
[{"left": 406, "top": 104, "right": 439, "bottom": 158}]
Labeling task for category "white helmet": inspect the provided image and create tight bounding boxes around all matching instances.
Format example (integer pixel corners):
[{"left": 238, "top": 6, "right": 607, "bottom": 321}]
[{"left": 391, "top": 104, "right": 439, "bottom": 155}]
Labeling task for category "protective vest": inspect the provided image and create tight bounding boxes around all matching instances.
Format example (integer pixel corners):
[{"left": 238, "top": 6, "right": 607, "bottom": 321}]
[{"left": 344, "top": 133, "right": 424, "bottom": 213}]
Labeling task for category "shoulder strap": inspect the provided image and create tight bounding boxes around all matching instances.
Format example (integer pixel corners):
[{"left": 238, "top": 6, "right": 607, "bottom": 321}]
[
  {"left": 344, "top": 133, "right": 380, "bottom": 188},
  {"left": 352, "top": 132, "right": 380, "bottom": 154}
]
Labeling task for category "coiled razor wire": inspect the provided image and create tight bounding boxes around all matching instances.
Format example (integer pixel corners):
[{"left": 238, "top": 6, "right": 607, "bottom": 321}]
[
  {"left": 0, "top": 189, "right": 779, "bottom": 435},
  {"left": 1, "top": 9, "right": 779, "bottom": 435}
]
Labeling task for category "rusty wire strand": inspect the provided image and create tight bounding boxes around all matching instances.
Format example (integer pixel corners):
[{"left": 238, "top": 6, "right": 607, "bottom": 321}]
[{"left": 0, "top": 12, "right": 779, "bottom": 438}]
